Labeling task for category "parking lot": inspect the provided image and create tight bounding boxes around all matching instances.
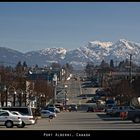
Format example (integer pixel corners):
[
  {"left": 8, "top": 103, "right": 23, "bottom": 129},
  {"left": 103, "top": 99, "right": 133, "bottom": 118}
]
[{"left": 1, "top": 111, "right": 140, "bottom": 130}]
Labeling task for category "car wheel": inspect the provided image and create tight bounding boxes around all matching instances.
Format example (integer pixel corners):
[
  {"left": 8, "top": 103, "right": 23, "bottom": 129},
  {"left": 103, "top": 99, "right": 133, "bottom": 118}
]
[
  {"left": 5, "top": 121, "right": 13, "bottom": 128},
  {"left": 132, "top": 116, "right": 140, "bottom": 123},
  {"left": 17, "top": 122, "right": 25, "bottom": 128},
  {"left": 49, "top": 115, "right": 53, "bottom": 119}
]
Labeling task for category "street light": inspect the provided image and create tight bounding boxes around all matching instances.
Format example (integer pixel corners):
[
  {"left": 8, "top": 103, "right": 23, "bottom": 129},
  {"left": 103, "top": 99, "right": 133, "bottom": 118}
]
[
  {"left": 3, "top": 85, "right": 8, "bottom": 107},
  {"left": 53, "top": 74, "right": 57, "bottom": 105},
  {"left": 40, "top": 94, "right": 45, "bottom": 107},
  {"left": 13, "top": 91, "right": 17, "bottom": 107},
  {"left": 23, "top": 92, "right": 27, "bottom": 106},
  {"left": 64, "top": 85, "right": 68, "bottom": 109},
  {"left": 4, "top": 86, "right": 8, "bottom": 107}
]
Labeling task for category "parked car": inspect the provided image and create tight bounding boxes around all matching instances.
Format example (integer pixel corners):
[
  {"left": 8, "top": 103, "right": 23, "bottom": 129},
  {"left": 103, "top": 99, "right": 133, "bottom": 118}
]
[
  {"left": 48, "top": 107, "right": 60, "bottom": 113},
  {"left": 77, "top": 94, "right": 95, "bottom": 99},
  {"left": 87, "top": 106, "right": 104, "bottom": 112},
  {"left": 87, "top": 106, "right": 95, "bottom": 112},
  {"left": 11, "top": 111, "right": 36, "bottom": 127},
  {"left": 54, "top": 103, "right": 64, "bottom": 111},
  {"left": 0, "top": 110, "right": 22, "bottom": 128},
  {"left": 42, "top": 106, "right": 60, "bottom": 113},
  {"left": 106, "top": 106, "right": 135, "bottom": 117},
  {"left": 40, "top": 110, "right": 56, "bottom": 119},
  {"left": 124, "top": 108, "right": 140, "bottom": 123},
  {"left": 0, "top": 107, "right": 34, "bottom": 116},
  {"left": 67, "top": 104, "right": 78, "bottom": 112},
  {"left": 86, "top": 100, "right": 96, "bottom": 103},
  {"left": 105, "top": 107, "right": 115, "bottom": 115},
  {"left": 105, "top": 99, "right": 116, "bottom": 109}
]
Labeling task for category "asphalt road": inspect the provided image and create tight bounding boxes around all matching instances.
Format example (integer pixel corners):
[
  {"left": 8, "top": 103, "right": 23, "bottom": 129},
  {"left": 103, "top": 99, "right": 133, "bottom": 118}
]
[
  {"left": 57, "top": 78, "right": 97, "bottom": 105},
  {"left": 1, "top": 111, "right": 140, "bottom": 130}
]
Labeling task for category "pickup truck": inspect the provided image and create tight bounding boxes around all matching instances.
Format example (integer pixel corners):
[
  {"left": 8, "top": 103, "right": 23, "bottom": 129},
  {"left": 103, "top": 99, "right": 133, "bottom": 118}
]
[{"left": 125, "top": 109, "right": 140, "bottom": 123}]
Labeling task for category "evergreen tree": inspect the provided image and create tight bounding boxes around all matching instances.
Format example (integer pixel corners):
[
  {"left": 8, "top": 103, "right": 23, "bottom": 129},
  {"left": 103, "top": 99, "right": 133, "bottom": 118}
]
[
  {"left": 110, "top": 59, "right": 114, "bottom": 68},
  {"left": 15, "top": 61, "right": 23, "bottom": 73},
  {"left": 23, "top": 61, "right": 27, "bottom": 68},
  {"left": 100, "top": 60, "right": 109, "bottom": 68}
]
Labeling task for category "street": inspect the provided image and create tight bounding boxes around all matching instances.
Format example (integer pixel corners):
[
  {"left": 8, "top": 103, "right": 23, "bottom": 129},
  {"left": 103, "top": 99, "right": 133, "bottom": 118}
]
[
  {"left": 0, "top": 77, "right": 140, "bottom": 131},
  {"left": 1, "top": 111, "right": 140, "bottom": 130}
]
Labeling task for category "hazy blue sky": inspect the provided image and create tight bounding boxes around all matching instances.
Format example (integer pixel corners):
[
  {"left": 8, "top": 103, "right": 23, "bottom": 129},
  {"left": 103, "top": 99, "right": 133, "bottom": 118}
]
[{"left": 0, "top": 2, "right": 140, "bottom": 53}]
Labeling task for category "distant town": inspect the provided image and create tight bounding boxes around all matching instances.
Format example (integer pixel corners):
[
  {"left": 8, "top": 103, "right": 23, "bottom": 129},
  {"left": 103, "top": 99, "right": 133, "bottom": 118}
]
[{"left": 0, "top": 56, "right": 139, "bottom": 106}]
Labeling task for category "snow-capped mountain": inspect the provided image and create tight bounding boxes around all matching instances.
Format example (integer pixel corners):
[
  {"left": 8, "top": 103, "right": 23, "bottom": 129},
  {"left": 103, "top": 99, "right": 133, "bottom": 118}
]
[
  {"left": 65, "top": 39, "right": 140, "bottom": 68},
  {"left": 106, "top": 39, "right": 140, "bottom": 63},
  {"left": 79, "top": 41, "right": 113, "bottom": 63},
  {"left": 0, "top": 39, "right": 140, "bottom": 69},
  {"left": 25, "top": 48, "right": 67, "bottom": 66}
]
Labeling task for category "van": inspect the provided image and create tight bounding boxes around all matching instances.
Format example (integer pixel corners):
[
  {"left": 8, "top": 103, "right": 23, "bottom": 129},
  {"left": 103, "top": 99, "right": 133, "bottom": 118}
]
[
  {"left": 0, "top": 107, "right": 37, "bottom": 127},
  {"left": 0, "top": 107, "right": 33, "bottom": 116}
]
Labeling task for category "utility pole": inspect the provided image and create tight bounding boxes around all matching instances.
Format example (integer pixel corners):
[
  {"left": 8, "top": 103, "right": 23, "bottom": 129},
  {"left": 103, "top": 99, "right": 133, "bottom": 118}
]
[{"left": 53, "top": 74, "right": 57, "bottom": 105}]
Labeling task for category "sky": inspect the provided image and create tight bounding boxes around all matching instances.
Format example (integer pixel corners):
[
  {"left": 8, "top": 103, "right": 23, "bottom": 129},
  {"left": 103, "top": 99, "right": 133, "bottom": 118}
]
[{"left": 0, "top": 2, "right": 140, "bottom": 53}]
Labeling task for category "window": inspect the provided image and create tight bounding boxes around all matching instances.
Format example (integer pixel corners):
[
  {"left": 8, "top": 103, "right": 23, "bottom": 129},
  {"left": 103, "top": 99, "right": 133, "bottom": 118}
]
[
  {"left": 0, "top": 112, "right": 9, "bottom": 116},
  {"left": 0, "top": 107, "right": 33, "bottom": 116}
]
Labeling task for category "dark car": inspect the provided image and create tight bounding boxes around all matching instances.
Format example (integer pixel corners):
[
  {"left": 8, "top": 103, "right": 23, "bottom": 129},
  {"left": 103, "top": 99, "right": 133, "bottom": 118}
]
[
  {"left": 111, "top": 106, "right": 135, "bottom": 117},
  {"left": 105, "top": 99, "right": 116, "bottom": 109},
  {"left": 87, "top": 106, "right": 104, "bottom": 112},
  {"left": 67, "top": 104, "right": 78, "bottom": 112},
  {"left": 87, "top": 107, "right": 95, "bottom": 112}
]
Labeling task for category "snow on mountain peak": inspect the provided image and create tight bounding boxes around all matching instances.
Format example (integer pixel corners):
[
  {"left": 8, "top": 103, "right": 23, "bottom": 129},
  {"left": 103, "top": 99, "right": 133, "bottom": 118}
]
[
  {"left": 1, "top": 39, "right": 140, "bottom": 69},
  {"left": 88, "top": 40, "right": 113, "bottom": 48},
  {"left": 116, "top": 39, "right": 134, "bottom": 50},
  {"left": 39, "top": 48, "right": 66, "bottom": 55},
  {"left": 119, "top": 39, "right": 128, "bottom": 42}
]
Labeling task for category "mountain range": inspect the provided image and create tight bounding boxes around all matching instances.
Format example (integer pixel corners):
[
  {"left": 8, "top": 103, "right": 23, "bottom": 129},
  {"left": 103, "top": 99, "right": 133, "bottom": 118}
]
[{"left": 0, "top": 39, "right": 140, "bottom": 69}]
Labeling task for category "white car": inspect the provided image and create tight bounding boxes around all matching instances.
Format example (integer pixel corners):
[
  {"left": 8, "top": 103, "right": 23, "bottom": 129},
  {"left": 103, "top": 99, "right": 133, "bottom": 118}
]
[
  {"left": 40, "top": 110, "right": 56, "bottom": 119},
  {"left": 47, "top": 107, "right": 61, "bottom": 113},
  {"left": 11, "top": 111, "right": 36, "bottom": 127},
  {"left": 0, "top": 110, "right": 22, "bottom": 128}
]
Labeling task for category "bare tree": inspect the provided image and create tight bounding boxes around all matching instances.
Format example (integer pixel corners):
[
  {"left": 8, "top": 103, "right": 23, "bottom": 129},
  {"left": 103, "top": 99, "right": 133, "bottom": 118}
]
[{"left": 110, "top": 79, "right": 135, "bottom": 105}]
